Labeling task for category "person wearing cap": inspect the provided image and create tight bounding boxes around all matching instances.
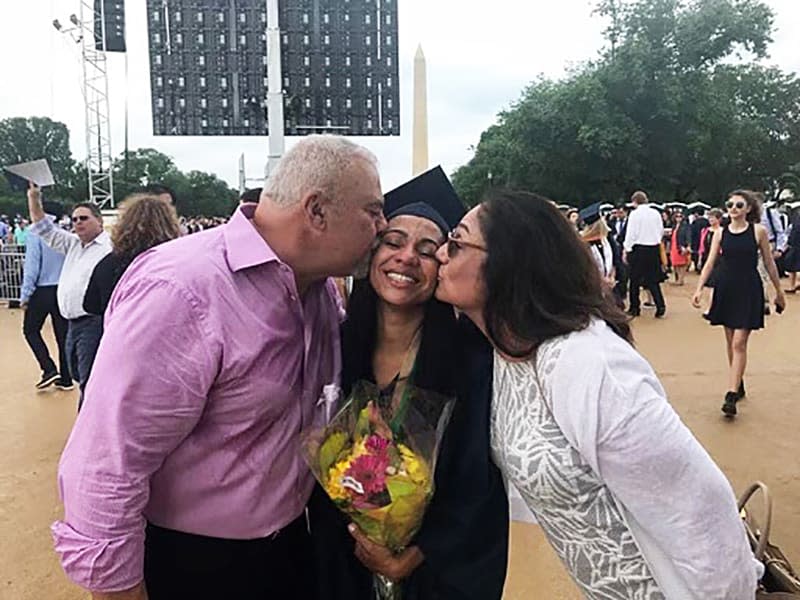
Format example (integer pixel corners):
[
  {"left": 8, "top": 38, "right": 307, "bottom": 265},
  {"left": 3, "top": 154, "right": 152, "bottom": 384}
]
[
  {"left": 623, "top": 190, "right": 666, "bottom": 318},
  {"left": 580, "top": 203, "right": 622, "bottom": 307},
  {"left": 51, "top": 136, "right": 385, "bottom": 600},
  {"left": 310, "top": 167, "right": 508, "bottom": 600}
]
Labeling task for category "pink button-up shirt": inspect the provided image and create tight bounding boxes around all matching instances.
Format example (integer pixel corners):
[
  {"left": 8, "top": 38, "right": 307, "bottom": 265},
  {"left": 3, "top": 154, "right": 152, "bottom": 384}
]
[{"left": 52, "top": 206, "right": 343, "bottom": 592}]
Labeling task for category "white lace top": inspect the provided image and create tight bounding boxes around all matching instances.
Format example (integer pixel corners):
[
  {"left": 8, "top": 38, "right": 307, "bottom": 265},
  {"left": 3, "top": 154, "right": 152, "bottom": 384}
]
[{"left": 490, "top": 319, "right": 761, "bottom": 600}]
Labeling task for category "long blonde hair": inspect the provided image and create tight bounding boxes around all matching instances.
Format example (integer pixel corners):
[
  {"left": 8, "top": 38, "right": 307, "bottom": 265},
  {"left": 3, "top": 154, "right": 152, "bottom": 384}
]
[
  {"left": 581, "top": 217, "right": 610, "bottom": 242},
  {"left": 112, "top": 194, "right": 181, "bottom": 263}
]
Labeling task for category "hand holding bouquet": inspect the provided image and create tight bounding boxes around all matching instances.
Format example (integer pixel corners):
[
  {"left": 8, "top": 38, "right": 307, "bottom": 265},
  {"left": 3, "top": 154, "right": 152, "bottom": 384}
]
[{"left": 302, "top": 380, "right": 453, "bottom": 598}]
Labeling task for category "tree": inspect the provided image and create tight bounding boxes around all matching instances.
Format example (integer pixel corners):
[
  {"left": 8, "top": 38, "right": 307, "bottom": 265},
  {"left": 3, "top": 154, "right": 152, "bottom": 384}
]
[
  {"left": 112, "top": 148, "right": 180, "bottom": 201},
  {"left": 110, "top": 149, "right": 237, "bottom": 216},
  {"left": 180, "top": 170, "right": 238, "bottom": 217},
  {"left": 452, "top": 0, "right": 800, "bottom": 208},
  {"left": 0, "top": 117, "right": 77, "bottom": 200}
]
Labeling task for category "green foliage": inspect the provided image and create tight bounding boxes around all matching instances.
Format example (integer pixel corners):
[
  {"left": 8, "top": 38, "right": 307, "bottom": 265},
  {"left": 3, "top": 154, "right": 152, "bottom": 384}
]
[
  {"left": 453, "top": 0, "right": 800, "bottom": 208},
  {"left": 0, "top": 117, "right": 238, "bottom": 217},
  {"left": 0, "top": 117, "right": 75, "bottom": 200}
]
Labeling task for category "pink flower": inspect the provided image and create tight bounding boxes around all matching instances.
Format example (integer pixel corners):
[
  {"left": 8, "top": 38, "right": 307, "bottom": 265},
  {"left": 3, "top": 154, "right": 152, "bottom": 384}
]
[
  {"left": 365, "top": 434, "right": 391, "bottom": 456},
  {"left": 345, "top": 453, "right": 389, "bottom": 496}
]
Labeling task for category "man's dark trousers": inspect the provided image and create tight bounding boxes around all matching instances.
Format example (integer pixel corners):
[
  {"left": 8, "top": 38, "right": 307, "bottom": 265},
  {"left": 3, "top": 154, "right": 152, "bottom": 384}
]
[
  {"left": 66, "top": 315, "right": 103, "bottom": 410},
  {"left": 23, "top": 285, "right": 71, "bottom": 383}
]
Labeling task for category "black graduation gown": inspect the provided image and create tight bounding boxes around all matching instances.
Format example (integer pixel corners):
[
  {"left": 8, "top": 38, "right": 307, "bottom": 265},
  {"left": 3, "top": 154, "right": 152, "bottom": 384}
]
[{"left": 308, "top": 317, "right": 509, "bottom": 600}]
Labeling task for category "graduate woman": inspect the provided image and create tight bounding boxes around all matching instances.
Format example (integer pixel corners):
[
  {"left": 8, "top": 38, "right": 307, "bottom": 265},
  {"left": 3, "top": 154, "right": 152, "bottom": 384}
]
[{"left": 309, "top": 168, "right": 508, "bottom": 600}]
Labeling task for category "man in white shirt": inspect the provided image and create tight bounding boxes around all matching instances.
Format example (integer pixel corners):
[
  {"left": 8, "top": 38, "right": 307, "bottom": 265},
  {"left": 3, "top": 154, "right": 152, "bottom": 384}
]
[
  {"left": 623, "top": 190, "right": 666, "bottom": 317},
  {"left": 27, "top": 184, "right": 111, "bottom": 409},
  {"left": 759, "top": 201, "right": 788, "bottom": 314}
]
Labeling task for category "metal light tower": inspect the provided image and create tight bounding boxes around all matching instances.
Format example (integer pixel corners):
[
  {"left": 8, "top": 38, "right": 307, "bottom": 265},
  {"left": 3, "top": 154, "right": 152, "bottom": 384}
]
[
  {"left": 265, "top": 0, "right": 285, "bottom": 177},
  {"left": 54, "top": 2, "right": 115, "bottom": 207}
]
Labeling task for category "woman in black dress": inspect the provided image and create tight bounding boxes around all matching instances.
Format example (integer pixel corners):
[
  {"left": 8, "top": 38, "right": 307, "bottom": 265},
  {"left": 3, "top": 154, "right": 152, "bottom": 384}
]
[
  {"left": 692, "top": 190, "right": 786, "bottom": 418},
  {"left": 309, "top": 169, "right": 509, "bottom": 600}
]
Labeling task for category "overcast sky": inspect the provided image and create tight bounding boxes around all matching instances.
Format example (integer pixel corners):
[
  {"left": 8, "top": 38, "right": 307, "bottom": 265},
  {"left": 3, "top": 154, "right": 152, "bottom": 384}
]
[{"left": 1, "top": 0, "right": 799, "bottom": 194}]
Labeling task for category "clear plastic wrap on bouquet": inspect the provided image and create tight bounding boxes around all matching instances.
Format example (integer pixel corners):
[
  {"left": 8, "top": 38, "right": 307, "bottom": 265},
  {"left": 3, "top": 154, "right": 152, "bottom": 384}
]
[{"left": 302, "top": 380, "right": 454, "bottom": 598}]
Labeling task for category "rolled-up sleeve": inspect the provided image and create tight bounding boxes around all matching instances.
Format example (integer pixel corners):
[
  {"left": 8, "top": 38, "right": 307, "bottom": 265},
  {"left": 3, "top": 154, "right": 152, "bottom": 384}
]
[
  {"left": 20, "top": 236, "right": 41, "bottom": 303},
  {"left": 30, "top": 218, "right": 77, "bottom": 255},
  {"left": 51, "top": 275, "right": 220, "bottom": 592}
]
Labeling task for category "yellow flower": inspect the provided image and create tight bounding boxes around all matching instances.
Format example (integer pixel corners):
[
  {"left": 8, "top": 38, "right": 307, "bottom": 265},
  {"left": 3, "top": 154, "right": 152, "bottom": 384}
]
[
  {"left": 350, "top": 438, "right": 369, "bottom": 460},
  {"left": 326, "top": 458, "right": 353, "bottom": 502},
  {"left": 397, "top": 444, "right": 429, "bottom": 486}
]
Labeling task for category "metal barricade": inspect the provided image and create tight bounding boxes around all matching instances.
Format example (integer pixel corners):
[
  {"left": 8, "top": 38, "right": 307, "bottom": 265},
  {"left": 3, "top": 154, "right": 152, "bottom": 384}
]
[{"left": 0, "top": 244, "right": 25, "bottom": 305}]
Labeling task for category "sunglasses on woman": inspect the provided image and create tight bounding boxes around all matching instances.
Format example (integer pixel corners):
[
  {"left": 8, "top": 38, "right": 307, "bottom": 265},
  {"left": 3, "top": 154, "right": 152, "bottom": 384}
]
[
  {"left": 446, "top": 230, "right": 487, "bottom": 258},
  {"left": 725, "top": 200, "right": 745, "bottom": 210}
]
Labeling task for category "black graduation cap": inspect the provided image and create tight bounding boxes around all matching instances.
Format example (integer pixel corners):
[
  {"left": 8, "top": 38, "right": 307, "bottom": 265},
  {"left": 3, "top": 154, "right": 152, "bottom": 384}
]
[
  {"left": 383, "top": 166, "right": 466, "bottom": 234},
  {"left": 579, "top": 202, "right": 603, "bottom": 226}
]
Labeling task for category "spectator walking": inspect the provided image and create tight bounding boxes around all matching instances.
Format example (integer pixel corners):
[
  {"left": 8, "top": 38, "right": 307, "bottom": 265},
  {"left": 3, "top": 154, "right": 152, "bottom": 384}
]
[
  {"left": 624, "top": 191, "right": 666, "bottom": 317},
  {"left": 692, "top": 190, "right": 786, "bottom": 418},
  {"left": 759, "top": 199, "right": 788, "bottom": 314},
  {"left": 20, "top": 222, "right": 73, "bottom": 391},
  {"left": 784, "top": 212, "right": 800, "bottom": 293},
  {"left": 26, "top": 184, "right": 111, "bottom": 409}
]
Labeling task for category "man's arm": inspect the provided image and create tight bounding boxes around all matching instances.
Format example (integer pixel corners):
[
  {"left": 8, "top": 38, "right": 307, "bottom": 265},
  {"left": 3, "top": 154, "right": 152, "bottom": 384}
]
[
  {"left": 27, "top": 184, "right": 78, "bottom": 254},
  {"left": 27, "top": 182, "right": 46, "bottom": 223},
  {"left": 52, "top": 274, "right": 218, "bottom": 594},
  {"left": 623, "top": 211, "right": 639, "bottom": 253}
]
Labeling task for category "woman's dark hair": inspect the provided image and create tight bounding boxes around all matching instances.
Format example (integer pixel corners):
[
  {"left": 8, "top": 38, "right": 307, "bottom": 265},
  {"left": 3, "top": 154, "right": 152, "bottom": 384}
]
[
  {"left": 728, "top": 189, "right": 762, "bottom": 224},
  {"left": 341, "top": 278, "right": 459, "bottom": 398},
  {"left": 478, "top": 190, "right": 632, "bottom": 358}
]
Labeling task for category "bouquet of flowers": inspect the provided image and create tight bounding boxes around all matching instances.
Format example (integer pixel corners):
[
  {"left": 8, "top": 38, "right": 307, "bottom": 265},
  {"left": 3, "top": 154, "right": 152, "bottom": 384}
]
[{"left": 302, "top": 380, "right": 454, "bottom": 599}]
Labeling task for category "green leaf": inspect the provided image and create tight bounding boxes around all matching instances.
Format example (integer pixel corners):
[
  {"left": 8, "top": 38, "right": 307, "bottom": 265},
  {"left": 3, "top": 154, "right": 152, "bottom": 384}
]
[{"left": 318, "top": 431, "right": 349, "bottom": 479}]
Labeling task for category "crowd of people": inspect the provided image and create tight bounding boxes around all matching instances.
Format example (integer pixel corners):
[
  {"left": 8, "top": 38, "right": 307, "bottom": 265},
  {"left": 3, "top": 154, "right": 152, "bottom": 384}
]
[
  {"left": 570, "top": 191, "right": 795, "bottom": 418},
  {"left": 8, "top": 136, "right": 800, "bottom": 599},
  {"left": 13, "top": 136, "right": 791, "bottom": 600}
]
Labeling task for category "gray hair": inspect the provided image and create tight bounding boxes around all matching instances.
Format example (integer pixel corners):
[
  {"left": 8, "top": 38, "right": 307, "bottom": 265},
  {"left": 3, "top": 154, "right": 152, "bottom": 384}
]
[{"left": 264, "top": 135, "right": 378, "bottom": 207}]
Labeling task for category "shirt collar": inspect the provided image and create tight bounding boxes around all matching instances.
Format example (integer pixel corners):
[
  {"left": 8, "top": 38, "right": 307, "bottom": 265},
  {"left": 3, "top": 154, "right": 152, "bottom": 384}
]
[
  {"left": 82, "top": 230, "right": 110, "bottom": 248},
  {"left": 223, "top": 204, "right": 280, "bottom": 272}
]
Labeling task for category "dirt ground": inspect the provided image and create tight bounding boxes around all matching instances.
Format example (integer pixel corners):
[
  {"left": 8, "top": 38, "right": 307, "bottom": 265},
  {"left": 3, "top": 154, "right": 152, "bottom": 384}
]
[{"left": 1, "top": 274, "right": 798, "bottom": 600}]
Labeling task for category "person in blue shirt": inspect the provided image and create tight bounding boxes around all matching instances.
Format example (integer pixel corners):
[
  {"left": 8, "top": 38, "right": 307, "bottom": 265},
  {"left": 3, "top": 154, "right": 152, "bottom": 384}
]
[
  {"left": 0, "top": 218, "right": 10, "bottom": 243},
  {"left": 20, "top": 221, "right": 73, "bottom": 390}
]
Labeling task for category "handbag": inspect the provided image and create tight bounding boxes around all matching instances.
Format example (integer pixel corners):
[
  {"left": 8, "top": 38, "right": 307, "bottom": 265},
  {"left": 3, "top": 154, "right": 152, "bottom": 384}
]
[{"left": 737, "top": 482, "right": 800, "bottom": 599}]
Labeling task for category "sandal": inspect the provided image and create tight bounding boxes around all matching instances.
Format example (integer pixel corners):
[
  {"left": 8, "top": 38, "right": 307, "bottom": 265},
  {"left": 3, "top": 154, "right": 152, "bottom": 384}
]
[{"left": 785, "top": 286, "right": 799, "bottom": 294}]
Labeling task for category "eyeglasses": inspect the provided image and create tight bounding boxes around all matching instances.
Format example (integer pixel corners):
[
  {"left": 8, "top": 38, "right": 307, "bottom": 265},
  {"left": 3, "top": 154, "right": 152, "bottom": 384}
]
[
  {"left": 71, "top": 215, "right": 91, "bottom": 223},
  {"left": 726, "top": 200, "right": 745, "bottom": 210},
  {"left": 446, "top": 230, "right": 487, "bottom": 258}
]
